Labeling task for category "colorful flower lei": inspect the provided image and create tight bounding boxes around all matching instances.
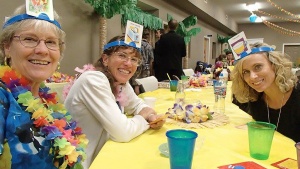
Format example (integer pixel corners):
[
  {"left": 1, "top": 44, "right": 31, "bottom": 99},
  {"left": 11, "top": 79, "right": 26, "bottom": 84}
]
[{"left": 0, "top": 66, "right": 88, "bottom": 169}]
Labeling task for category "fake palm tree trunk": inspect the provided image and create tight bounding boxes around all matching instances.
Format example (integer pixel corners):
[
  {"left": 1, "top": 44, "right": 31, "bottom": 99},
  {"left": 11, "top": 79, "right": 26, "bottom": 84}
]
[
  {"left": 183, "top": 45, "right": 189, "bottom": 69},
  {"left": 99, "top": 16, "right": 107, "bottom": 57}
]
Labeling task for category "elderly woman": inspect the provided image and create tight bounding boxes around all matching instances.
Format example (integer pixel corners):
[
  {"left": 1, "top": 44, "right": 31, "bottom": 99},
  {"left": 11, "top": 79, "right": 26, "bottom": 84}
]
[
  {"left": 0, "top": 5, "right": 87, "bottom": 169},
  {"left": 231, "top": 42, "right": 300, "bottom": 142},
  {"left": 65, "top": 36, "right": 166, "bottom": 168}
]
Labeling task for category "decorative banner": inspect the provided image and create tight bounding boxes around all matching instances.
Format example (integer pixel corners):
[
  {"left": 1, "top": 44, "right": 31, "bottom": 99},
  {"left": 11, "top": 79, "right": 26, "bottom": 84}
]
[
  {"left": 228, "top": 31, "right": 251, "bottom": 60},
  {"left": 256, "top": 10, "right": 300, "bottom": 23},
  {"left": 266, "top": 0, "right": 300, "bottom": 19},
  {"left": 26, "top": 0, "right": 54, "bottom": 20},
  {"left": 124, "top": 20, "right": 143, "bottom": 48}
]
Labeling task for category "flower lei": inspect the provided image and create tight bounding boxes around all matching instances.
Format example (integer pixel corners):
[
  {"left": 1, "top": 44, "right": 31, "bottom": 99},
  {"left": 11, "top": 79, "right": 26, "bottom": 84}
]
[{"left": 0, "top": 66, "right": 88, "bottom": 169}]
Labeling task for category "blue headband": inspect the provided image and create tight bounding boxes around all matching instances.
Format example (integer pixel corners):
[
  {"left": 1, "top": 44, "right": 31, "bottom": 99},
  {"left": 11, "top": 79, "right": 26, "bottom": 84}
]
[
  {"left": 3, "top": 13, "right": 61, "bottom": 29},
  {"left": 103, "top": 41, "right": 140, "bottom": 51},
  {"left": 240, "top": 46, "right": 274, "bottom": 59}
]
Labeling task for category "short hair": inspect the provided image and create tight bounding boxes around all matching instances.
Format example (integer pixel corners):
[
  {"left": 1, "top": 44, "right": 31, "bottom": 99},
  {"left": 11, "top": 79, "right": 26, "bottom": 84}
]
[
  {"left": 155, "top": 29, "right": 165, "bottom": 35},
  {"left": 231, "top": 42, "right": 297, "bottom": 103},
  {"left": 0, "top": 5, "right": 66, "bottom": 63},
  {"left": 168, "top": 19, "right": 178, "bottom": 30},
  {"left": 225, "top": 51, "right": 233, "bottom": 55}
]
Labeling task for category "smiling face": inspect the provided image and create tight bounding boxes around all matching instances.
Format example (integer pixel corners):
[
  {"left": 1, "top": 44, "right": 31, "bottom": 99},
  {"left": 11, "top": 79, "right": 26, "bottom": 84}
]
[
  {"left": 241, "top": 53, "right": 275, "bottom": 92},
  {"left": 4, "top": 29, "right": 61, "bottom": 84},
  {"left": 102, "top": 48, "right": 140, "bottom": 84}
]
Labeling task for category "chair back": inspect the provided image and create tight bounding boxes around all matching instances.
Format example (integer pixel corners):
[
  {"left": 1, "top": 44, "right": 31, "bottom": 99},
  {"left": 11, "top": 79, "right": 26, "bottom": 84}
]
[
  {"left": 135, "top": 76, "right": 158, "bottom": 92},
  {"left": 183, "top": 69, "right": 195, "bottom": 77}
]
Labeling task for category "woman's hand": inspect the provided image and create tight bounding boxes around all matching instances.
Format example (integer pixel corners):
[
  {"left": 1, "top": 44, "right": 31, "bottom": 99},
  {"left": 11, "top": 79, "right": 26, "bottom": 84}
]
[
  {"left": 148, "top": 114, "right": 166, "bottom": 130},
  {"left": 139, "top": 107, "right": 166, "bottom": 129}
]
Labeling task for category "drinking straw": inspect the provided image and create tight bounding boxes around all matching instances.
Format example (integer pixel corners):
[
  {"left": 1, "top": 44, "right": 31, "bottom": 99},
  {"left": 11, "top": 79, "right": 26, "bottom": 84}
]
[{"left": 167, "top": 73, "right": 173, "bottom": 85}]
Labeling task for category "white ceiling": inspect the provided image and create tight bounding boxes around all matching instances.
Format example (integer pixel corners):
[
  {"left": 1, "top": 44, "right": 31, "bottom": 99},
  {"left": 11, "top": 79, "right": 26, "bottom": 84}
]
[{"left": 210, "top": 0, "right": 300, "bottom": 24}]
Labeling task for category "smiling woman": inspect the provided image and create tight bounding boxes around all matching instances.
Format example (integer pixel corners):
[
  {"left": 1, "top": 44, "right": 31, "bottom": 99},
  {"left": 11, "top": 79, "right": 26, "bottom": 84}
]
[
  {"left": 64, "top": 35, "right": 166, "bottom": 168},
  {"left": 231, "top": 41, "right": 300, "bottom": 143},
  {"left": 0, "top": 2, "right": 87, "bottom": 169}
]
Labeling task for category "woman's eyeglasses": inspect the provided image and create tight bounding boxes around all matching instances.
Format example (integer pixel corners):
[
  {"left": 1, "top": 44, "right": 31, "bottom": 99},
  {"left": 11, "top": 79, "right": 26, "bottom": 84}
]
[
  {"left": 112, "top": 52, "right": 141, "bottom": 66},
  {"left": 13, "top": 34, "right": 63, "bottom": 51}
]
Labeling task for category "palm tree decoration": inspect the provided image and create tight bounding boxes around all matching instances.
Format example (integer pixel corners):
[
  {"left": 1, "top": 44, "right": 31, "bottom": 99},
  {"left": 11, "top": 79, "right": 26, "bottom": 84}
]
[
  {"left": 121, "top": 8, "right": 163, "bottom": 30},
  {"left": 168, "top": 14, "right": 201, "bottom": 68},
  {"left": 217, "top": 34, "right": 232, "bottom": 54},
  {"left": 84, "top": 0, "right": 163, "bottom": 57}
]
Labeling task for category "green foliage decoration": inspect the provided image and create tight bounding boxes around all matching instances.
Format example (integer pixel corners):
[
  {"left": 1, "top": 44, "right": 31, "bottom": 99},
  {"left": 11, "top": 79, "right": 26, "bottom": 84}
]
[
  {"left": 217, "top": 34, "right": 232, "bottom": 44},
  {"left": 167, "top": 14, "right": 201, "bottom": 45},
  {"left": 121, "top": 8, "right": 163, "bottom": 30}
]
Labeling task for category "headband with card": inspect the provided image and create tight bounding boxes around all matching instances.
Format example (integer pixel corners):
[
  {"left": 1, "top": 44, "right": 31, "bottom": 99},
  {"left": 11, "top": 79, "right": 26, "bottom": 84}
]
[
  {"left": 103, "top": 20, "right": 143, "bottom": 51},
  {"left": 228, "top": 31, "right": 274, "bottom": 61},
  {"left": 3, "top": 0, "right": 61, "bottom": 29}
]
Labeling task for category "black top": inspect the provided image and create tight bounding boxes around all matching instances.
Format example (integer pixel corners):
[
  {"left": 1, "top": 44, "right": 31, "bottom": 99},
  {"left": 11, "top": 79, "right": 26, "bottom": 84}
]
[
  {"left": 249, "top": 85, "right": 300, "bottom": 142},
  {"left": 157, "top": 31, "right": 186, "bottom": 70}
]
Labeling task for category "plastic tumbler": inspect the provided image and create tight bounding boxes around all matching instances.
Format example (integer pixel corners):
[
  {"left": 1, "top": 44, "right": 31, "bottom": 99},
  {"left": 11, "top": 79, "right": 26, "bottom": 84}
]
[
  {"left": 169, "top": 80, "right": 178, "bottom": 92},
  {"left": 247, "top": 121, "right": 276, "bottom": 160},
  {"left": 213, "top": 79, "right": 226, "bottom": 114},
  {"left": 295, "top": 142, "right": 300, "bottom": 169},
  {"left": 166, "top": 129, "right": 198, "bottom": 169}
]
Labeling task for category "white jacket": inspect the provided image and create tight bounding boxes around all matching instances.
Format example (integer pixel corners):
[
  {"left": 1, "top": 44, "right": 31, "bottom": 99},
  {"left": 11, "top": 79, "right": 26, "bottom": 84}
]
[{"left": 65, "top": 71, "right": 149, "bottom": 169}]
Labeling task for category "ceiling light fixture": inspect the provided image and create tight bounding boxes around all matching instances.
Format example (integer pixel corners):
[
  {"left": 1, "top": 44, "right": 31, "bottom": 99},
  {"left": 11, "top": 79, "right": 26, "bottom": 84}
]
[{"left": 246, "top": 3, "right": 258, "bottom": 12}]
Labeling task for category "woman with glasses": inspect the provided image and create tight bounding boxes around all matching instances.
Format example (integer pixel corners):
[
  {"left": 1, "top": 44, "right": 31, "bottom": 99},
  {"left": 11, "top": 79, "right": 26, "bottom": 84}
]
[
  {"left": 0, "top": 4, "right": 87, "bottom": 169},
  {"left": 65, "top": 36, "right": 166, "bottom": 168}
]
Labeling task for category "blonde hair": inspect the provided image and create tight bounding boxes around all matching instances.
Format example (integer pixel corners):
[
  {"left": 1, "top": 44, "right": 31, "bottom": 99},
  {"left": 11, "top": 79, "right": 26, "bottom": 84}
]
[
  {"left": 0, "top": 5, "right": 66, "bottom": 64},
  {"left": 231, "top": 42, "right": 297, "bottom": 103}
]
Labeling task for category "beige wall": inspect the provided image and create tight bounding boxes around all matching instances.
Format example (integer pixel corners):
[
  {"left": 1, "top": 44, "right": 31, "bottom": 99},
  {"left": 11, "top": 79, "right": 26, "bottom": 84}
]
[{"left": 239, "top": 22, "right": 300, "bottom": 51}]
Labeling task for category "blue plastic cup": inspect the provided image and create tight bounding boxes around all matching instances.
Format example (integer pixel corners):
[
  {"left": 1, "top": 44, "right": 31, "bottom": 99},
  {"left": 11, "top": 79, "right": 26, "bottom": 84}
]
[
  {"left": 166, "top": 129, "right": 198, "bottom": 169},
  {"left": 169, "top": 80, "right": 178, "bottom": 92}
]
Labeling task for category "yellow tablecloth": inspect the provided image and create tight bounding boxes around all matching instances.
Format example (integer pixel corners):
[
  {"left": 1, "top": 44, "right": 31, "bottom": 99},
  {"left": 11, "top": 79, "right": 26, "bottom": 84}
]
[{"left": 90, "top": 82, "right": 296, "bottom": 169}]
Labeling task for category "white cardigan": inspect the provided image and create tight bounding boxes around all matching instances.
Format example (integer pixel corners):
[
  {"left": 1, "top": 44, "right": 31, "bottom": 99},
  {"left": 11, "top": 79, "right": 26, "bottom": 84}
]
[{"left": 65, "top": 71, "right": 149, "bottom": 169}]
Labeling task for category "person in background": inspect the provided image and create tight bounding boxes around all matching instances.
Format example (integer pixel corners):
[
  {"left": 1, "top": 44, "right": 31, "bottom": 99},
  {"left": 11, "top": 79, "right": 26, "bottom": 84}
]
[
  {"left": 64, "top": 35, "right": 166, "bottom": 168},
  {"left": 0, "top": 4, "right": 87, "bottom": 169},
  {"left": 226, "top": 51, "right": 234, "bottom": 66},
  {"left": 156, "top": 19, "right": 186, "bottom": 81},
  {"left": 154, "top": 28, "right": 164, "bottom": 77},
  {"left": 130, "top": 29, "right": 154, "bottom": 95},
  {"left": 231, "top": 42, "right": 300, "bottom": 142}
]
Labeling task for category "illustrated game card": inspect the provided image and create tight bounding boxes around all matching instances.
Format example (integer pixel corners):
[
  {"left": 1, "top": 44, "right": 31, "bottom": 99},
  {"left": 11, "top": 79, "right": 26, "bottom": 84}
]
[
  {"left": 271, "top": 158, "right": 298, "bottom": 169},
  {"left": 218, "top": 161, "right": 266, "bottom": 169}
]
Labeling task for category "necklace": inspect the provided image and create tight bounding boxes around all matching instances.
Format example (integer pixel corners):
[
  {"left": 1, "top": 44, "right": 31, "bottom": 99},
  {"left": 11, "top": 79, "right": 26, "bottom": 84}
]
[
  {"left": 0, "top": 66, "right": 88, "bottom": 168},
  {"left": 266, "top": 94, "right": 285, "bottom": 130}
]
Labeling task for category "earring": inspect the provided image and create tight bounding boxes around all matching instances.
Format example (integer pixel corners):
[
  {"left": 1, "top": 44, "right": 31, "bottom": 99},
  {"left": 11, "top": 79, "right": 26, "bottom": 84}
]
[
  {"left": 57, "top": 62, "right": 60, "bottom": 71},
  {"left": 4, "top": 56, "right": 9, "bottom": 66}
]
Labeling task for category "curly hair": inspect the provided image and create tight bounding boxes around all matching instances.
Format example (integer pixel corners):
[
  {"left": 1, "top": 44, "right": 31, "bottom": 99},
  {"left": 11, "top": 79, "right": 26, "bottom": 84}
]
[
  {"left": 231, "top": 42, "right": 297, "bottom": 103},
  {"left": 93, "top": 35, "right": 142, "bottom": 92}
]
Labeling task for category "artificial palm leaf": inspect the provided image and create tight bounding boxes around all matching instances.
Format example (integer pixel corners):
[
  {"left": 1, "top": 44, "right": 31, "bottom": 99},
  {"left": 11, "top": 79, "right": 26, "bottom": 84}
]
[
  {"left": 187, "top": 28, "right": 201, "bottom": 37},
  {"left": 181, "top": 15, "right": 197, "bottom": 28},
  {"left": 217, "top": 34, "right": 232, "bottom": 44},
  {"left": 121, "top": 7, "right": 163, "bottom": 29},
  {"left": 85, "top": 0, "right": 137, "bottom": 18},
  {"left": 167, "top": 13, "right": 173, "bottom": 22}
]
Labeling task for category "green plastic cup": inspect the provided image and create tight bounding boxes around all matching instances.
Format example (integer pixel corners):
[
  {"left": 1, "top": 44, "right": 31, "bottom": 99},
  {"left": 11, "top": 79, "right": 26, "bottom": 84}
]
[
  {"left": 169, "top": 80, "right": 178, "bottom": 92},
  {"left": 166, "top": 129, "right": 198, "bottom": 169},
  {"left": 247, "top": 121, "right": 276, "bottom": 160}
]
